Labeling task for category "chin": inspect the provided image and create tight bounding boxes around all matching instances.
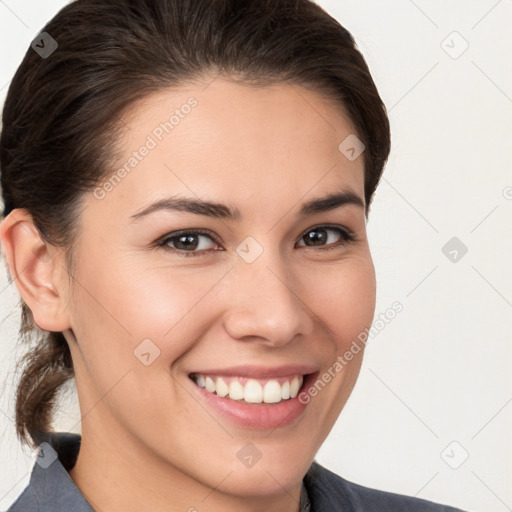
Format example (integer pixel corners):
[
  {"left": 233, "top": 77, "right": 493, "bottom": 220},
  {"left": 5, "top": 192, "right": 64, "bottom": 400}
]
[{"left": 217, "top": 462, "right": 308, "bottom": 498}]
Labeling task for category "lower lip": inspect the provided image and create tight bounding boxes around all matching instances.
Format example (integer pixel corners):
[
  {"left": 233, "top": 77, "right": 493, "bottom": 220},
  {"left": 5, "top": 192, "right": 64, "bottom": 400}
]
[{"left": 190, "top": 373, "right": 317, "bottom": 430}]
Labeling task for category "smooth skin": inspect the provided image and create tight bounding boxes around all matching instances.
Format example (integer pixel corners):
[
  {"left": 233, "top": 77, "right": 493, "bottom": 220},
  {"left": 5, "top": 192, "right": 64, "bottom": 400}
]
[{"left": 1, "top": 76, "right": 376, "bottom": 512}]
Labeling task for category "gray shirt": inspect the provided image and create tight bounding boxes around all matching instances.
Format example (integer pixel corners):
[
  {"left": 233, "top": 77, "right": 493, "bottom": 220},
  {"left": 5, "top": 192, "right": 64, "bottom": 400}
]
[{"left": 7, "top": 432, "right": 470, "bottom": 511}]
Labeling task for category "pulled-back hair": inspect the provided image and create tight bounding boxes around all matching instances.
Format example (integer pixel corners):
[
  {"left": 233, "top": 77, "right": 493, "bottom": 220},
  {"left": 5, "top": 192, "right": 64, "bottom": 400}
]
[{"left": 0, "top": 0, "right": 390, "bottom": 447}]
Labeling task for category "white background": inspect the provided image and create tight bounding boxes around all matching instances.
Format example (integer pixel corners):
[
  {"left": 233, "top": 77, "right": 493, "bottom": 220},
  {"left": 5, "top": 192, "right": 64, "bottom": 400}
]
[{"left": 0, "top": 1, "right": 511, "bottom": 511}]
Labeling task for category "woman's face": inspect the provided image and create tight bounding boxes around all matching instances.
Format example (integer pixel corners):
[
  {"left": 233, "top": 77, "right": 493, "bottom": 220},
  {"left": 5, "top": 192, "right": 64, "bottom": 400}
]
[{"left": 58, "top": 78, "right": 376, "bottom": 500}]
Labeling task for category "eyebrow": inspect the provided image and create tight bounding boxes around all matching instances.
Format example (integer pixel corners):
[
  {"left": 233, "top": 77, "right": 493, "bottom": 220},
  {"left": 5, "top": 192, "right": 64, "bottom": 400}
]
[{"left": 129, "top": 188, "right": 365, "bottom": 222}]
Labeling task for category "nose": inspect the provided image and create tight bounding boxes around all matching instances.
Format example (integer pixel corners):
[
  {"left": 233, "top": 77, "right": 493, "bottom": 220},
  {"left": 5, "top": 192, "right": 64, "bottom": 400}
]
[{"left": 222, "top": 249, "right": 315, "bottom": 347}]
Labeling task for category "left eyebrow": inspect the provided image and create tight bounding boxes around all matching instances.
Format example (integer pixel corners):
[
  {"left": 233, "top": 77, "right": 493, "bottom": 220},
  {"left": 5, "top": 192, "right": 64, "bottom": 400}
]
[
  {"left": 129, "top": 188, "right": 365, "bottom": 223},
  {"left": 299, "top": 189, "right": 365, "bottom": 215}
]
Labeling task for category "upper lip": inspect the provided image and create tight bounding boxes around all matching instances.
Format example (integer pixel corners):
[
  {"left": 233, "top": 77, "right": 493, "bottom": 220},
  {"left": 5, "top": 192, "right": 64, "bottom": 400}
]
[{"left": 189, "top": 364, "right": 319, "bottom": 379}]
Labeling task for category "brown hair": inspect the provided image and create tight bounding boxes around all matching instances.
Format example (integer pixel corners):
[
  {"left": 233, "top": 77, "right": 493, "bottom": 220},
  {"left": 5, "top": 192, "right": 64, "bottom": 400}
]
[{"left": 0, "top": 0, "right": 390, "bottom": 447}]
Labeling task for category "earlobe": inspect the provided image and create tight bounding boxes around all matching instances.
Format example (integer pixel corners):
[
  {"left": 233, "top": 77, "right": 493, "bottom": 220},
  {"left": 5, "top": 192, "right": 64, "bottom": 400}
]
[{"left": 0, "top": 208, "right": 72, "bottom": 332}]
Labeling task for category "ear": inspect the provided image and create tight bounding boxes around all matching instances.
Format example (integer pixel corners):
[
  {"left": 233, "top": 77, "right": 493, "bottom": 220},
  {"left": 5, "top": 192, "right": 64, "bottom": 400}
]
[{"left": 0, "top": 208, "right": 72, "bottom": 332}]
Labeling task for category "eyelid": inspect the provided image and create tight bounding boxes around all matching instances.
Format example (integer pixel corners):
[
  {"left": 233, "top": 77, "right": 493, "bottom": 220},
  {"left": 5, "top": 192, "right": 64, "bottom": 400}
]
[
  {"left": 297, "top": 223, "right": 355, "bottom": 242},
  {"left": 155, "top": 228, "right": 221, "bottom": 250}
]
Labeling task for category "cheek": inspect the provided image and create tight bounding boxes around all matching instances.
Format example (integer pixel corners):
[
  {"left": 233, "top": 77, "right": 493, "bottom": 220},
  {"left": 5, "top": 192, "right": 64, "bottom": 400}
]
[
  {"left": 66, "top": 263, "right": 223, "bottom": 429},
  {"left": 302, "top": 255, "right": 376, "bottom": 348},
  {"left": 71, "top": 261, "right": 229, "bottom": 362}
]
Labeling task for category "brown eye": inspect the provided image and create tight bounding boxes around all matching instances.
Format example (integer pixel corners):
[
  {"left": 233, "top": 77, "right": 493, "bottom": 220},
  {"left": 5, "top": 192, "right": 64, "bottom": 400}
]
[
  {"left": 157, "top": 230, "right": 220, "bottom": 256},
  {"left": 297, "top": 226, "right": 355, "bottom": 249}
]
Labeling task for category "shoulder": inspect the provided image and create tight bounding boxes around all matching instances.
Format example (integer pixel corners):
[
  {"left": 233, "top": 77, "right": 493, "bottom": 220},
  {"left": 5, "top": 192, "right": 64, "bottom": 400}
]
[
  {"left": 304, "top": 461, "right": 470, "bottom": 512},
  {"left": 6, "top": 432, "right": 92, "bottom": 512}
]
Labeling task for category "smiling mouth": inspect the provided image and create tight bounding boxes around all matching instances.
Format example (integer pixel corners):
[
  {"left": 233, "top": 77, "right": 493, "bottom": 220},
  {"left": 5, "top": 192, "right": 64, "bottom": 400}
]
[{"left": 189, "top": 373, "right": 308, "bottom": 404}]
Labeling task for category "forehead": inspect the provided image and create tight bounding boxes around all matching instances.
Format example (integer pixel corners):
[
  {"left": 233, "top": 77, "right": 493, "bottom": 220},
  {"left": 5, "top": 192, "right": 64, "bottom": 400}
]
[{"left": 88, "top": 78, "right": 365, "bottom": 223}]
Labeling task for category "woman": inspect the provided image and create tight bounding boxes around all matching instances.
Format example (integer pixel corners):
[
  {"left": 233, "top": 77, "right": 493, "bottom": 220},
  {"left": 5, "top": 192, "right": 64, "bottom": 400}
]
[{"left": 0, "top": 0, "right": 472, "bottom": 510}]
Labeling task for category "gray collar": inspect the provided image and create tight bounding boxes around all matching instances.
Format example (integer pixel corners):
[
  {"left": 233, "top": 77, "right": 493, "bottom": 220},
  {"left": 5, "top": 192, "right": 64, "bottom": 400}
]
[{"left": 300, "top": 479, "right": 312, "bottom": 511}]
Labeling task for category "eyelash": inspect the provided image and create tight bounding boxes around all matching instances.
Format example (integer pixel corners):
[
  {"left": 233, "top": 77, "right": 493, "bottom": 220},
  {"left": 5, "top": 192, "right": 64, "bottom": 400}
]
[{"left": 155, "top": 225, "right": 356, "bottom": 258}]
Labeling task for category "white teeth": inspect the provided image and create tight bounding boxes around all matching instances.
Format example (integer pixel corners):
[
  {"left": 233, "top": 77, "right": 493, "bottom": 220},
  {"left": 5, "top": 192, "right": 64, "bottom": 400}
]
[
  {"left": 205, "top": 376, "right": 216, "bottom": 393},
  {"left": 229, "top": 380, "right": 244, "bottom": 400},
  {"left": 263, "top": 380, "right": 282, "bottom": 403},
  {"left": 281, "top": 380, "right": 291, "bottom": 400},
  {"left": 290, "top": 376, "right": 301, "bottom": 398},
  {"left": 215, "top": 377, "right": 229, "bottom": 397},
  {"left": 244, "top": 379, "right": 263, "bottom": 403},
  {"left": 193, "top": 373, "right": 305, "bottom": 404}
]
